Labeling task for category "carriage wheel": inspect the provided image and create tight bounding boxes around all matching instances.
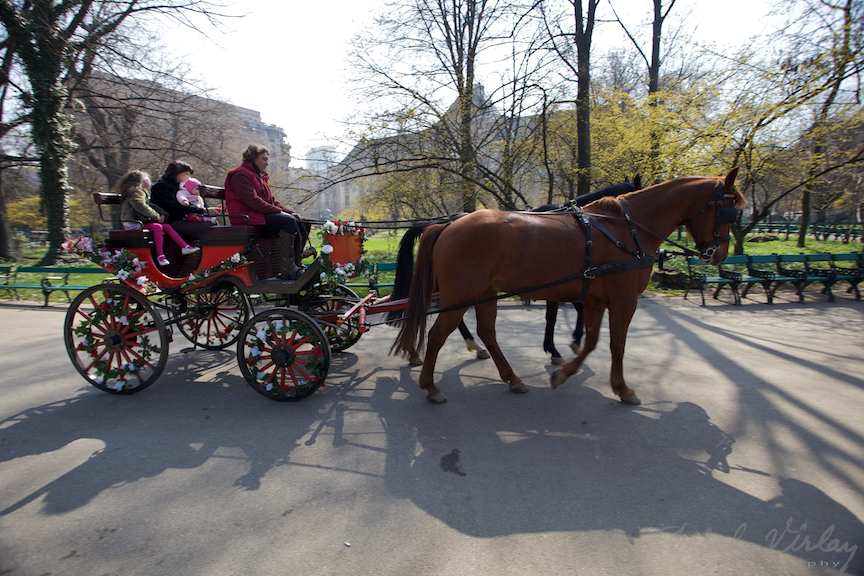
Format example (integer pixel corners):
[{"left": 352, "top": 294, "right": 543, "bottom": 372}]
[
  {"left": 178, "top": 281, "right": 252, "bottom": 350},
  {"left": 236, "top": 308, "right": 331, "bottom": 401},
  {"left": 64, "top": 283, "right": 169, "bottom": 395},
  {"left": 302, "top": 284, "right": 362, "bottom": 353}
]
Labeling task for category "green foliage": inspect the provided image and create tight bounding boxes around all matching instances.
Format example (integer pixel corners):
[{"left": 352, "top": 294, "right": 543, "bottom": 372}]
[{"left": 8, "top": 195, "right": 91, "bottom": 230}]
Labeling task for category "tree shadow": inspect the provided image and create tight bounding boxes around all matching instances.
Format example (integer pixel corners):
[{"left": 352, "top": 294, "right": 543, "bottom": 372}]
[{"left": 355, "top": 371, "right": 862, "bottom": 572}]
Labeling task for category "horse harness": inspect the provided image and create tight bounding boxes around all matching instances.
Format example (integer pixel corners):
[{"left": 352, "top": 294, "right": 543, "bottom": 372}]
[{"left": 412, "top": 183, "right": 740, "bottom": 316}]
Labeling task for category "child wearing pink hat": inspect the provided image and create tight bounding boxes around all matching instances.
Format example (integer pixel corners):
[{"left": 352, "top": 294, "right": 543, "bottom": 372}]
[{"left": 176, "top": 177, "right": 210, "bottom": 222}]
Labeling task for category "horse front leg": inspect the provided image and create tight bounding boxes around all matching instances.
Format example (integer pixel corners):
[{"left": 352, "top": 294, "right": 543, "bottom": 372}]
[
  {"left": 607, "top": 295, "right": 641, "bottom": 405},
  {"left": 551, "top": 298, "right": 605, "bottom": 389},
  {"left": 570, "top": 301, "right": 584, "bottom": 353},
  {"left": 457, "top": 318, "right": 490, "bottom": 360},
  {"left": 543, "top": 301, "right": 564, "bottom": 365}
]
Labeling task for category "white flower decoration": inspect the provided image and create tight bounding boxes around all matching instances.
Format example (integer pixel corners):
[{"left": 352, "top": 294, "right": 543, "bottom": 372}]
[
  {"left": 265, "top": 383, "right": 273, "bottom": 391},
  {"left": 257, "top": 371, "right": 268, "bottom": 381},
  {"left": 118, "top": 315, "right": 129, "bottom": 325},
  {"left": 321, "top": 244, "right": 334, "bottom": 255},
  {"left": 250, "top": 346, "right": 261, "bottom": 357},
  {"left": 320, "top": 272, "right": 328, "bottom": 281},
  {"left": 256, "top": 328, "right": 268, "bottom": 341},
  {"left": 230, "top": 253, "right": 241, "bottom": 263},
  {"left": 90, "top": 372, "right": 104, "bottom": 384},
  {"left": 136, "top": 276, "right": 149, "bottom": 286},
  {"left": 112, "top": 380, "right": 125, "bottom": 391}
]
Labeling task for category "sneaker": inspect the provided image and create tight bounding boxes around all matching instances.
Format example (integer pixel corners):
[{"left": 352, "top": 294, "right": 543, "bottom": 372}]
[
  {"left": 181, "top": 245, "right": 200, "bottom": 255},
  {"left": 157, "top": 255, "right": 171, "bottom": 266}
]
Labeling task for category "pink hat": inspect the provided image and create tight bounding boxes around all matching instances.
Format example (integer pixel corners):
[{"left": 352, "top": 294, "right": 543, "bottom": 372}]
[{"left": 182, "top": 177, "right": 201, "bottom": 193}]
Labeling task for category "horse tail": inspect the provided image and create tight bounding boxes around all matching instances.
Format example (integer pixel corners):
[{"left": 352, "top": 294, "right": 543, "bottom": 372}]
[
  {"left": 386, "top": 224, "right": 426, "bottom": 326},
  {"left": 390, "top": 223, "right": 447, "bottom": 358}
]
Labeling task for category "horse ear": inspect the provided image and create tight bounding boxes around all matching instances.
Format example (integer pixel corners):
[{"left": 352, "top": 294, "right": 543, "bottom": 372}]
[
  {"left": 724, "top": 167, "right": 739, "bottom": 190},
  {"left": 633, "top": 173, "right": 642, "bottom": 189}
]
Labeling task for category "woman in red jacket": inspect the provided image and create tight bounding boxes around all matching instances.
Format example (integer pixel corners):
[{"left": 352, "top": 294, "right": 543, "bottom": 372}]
[{"left": 225, "top": 145, "right": 310, "bottom": 280}]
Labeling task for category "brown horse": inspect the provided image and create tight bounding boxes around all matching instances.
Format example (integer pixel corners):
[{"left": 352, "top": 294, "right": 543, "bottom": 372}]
[{"left": 392, "top": 170, "right": 745, "bottom": 405}]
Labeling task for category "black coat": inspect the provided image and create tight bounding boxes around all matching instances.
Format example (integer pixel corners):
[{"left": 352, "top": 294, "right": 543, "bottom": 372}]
[{"left": 150, "top": 177, "right": 205, "bottom": 223}]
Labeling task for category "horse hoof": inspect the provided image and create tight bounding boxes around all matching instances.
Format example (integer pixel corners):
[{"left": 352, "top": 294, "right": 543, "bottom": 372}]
[
  {"left": 509, "top": 381, "right": 529, "bottom": 394},
  {"left": 550, "top": 356, "right": 564, "bottom": 366},
  {"left": 476, "top": 349, "right": 491, "bottom": 360},
  {"left": 427, "top": 392, "right": 448, "bottom": 404},
  {"left": 569, "top": 342, "right": 581, "bottom": 354},
  {"left": 620, "top": 392, "right": 641, "bottom": 406},
  {"left": 408, "top": 356, "right": 424, "bottom": 367},
  {"left": 550, "top": 370, "right": 568, "bottom": 389}
]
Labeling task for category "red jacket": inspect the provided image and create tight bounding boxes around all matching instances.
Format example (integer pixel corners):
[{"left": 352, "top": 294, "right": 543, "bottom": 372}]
[{"left": 224, "top": 160, "right": 287, "bottom": 225}]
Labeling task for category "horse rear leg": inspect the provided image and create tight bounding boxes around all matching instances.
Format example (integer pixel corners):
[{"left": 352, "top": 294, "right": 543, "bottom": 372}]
[
  {"left": 419, "top": 309, "right": 467, "bottom": 404},
  {"left": 551, "top": 298, "right": 605, "bottom": 389},
  {"left": 608, "top": 296, "right": 641, "bottom": 405},
  {"left": 543, "top": 301, "right": 564, "bottom": 365},
  {"left": 475, "top": 299, "right": 528, "bottom": 394}
]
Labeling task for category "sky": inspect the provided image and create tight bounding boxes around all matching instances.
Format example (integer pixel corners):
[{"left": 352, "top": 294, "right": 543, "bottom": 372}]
[{"left": 161, "top": 0, "right": 777, "bottom": 167}]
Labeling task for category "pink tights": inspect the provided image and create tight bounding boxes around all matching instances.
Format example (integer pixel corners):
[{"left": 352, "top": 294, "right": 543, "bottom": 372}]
[{"left": 144, "top": 222, "right": 189, "bottom": 258}]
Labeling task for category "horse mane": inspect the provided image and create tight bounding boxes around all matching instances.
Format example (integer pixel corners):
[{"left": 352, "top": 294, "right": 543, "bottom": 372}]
[{"left": 586, "top": 195, "right": 624, "bottom": 214}]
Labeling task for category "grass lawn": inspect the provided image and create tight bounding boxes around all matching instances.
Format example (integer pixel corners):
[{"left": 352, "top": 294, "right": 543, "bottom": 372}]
[{"left": 2, "top": 233, "right": 860, "bottom": 304}]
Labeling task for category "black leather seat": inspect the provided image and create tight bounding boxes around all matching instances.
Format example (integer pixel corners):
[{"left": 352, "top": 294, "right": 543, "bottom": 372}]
[
  {"left": 106, "top": 229, "right": 152, "bottom": 248},
  {"left": 199, "top": 225, "right": 254, "bottom": 246}
]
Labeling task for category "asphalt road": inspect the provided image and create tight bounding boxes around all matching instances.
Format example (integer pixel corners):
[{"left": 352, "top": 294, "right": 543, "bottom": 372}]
[{"left": 0, "top": 294, "right": 862, "bottom": 576}]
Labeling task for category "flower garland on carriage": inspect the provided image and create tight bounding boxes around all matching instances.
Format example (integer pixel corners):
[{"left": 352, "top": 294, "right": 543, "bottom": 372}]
[{"left": 318, "top": 219, "right": 368, "bottom": 288}]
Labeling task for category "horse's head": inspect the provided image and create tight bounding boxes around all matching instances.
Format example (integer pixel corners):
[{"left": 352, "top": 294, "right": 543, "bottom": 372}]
[{"left": 684, "top": 168, "right": 745, "bottom": 264}]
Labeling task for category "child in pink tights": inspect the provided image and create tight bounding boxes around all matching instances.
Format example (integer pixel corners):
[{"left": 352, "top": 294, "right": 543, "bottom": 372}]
[{"left": 118, "top": 170, "right": 199, "bottom": 266}]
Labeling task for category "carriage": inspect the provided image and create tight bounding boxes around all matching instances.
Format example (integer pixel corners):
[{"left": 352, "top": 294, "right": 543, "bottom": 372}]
[{"left": 63, "top": 185, "right": 399, "bottom": 402}]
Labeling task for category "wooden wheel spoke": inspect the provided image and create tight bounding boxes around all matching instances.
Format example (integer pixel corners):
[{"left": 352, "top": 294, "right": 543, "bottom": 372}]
[
  {"left": 126, "top": 348, "right": 155, "bottom": 370},
  {"left": 286, "top": 366, "right": 302, "bottom": 389},
  {"left": 257, "top": 361, "right": 274, "bottom": 373},
  {"left": 279, "top": 367, "right": 290, "bottom": 390},
  {"left": 293, "top": 349, "right": 319, "bottom": 357},
  {"left": 83, "top": 347, "right": 109, "bottom": 372},
  {"left": 295, "top": 363, "right": 313, "bottom": 382}
]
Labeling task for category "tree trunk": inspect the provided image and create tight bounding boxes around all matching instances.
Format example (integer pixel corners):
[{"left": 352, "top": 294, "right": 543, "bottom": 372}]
[
  {"left": 31, "top": 80, "right": 73, "bottom": 264},
  {"left": 733, "top": 226, "right": 746, "bottom": 256},
  {"left": 797, "top": 187, "right": 811, "bottom": 248},
  {"left": 458, "top": 89, "right": 476, "bottom": 212},
  {"left": 575, "top": 50, "right": 591, "bottom": 197},
  {"left": 573, "top": 1, "right": 596, "bottom": 197},
  {"left": 647, "top": 0, "right": 664, "bottom": 181},
  {"left": 0, "top": 164, "right": 13, "bottom": 260}
]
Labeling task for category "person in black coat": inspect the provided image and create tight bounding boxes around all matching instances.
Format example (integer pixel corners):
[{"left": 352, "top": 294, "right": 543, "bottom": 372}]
[{"left": 150, "top": 160, "right": 207, "bottom": 223}]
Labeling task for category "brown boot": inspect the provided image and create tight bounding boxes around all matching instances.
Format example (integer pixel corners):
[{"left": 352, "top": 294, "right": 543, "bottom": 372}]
[{"left": 276, "top": 232, "right": 302, "bottom": 281}]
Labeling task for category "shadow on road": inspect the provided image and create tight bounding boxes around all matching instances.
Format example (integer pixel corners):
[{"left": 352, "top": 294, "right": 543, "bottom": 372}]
[{"left": 0, "top": 320, "right": 861, "bottom": 573}]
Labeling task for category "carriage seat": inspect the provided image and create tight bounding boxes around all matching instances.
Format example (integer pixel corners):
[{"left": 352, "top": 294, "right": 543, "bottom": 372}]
[
  {"left": 106, "top": 229, "right": 152, "bottom": 249},
  {"left": 199, "top": 225, "right": 253, "bottom": 246}
]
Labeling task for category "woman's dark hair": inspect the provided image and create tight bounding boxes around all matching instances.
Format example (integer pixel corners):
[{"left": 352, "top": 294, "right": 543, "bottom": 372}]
[
  {"left": 161, "top": 160, "right": 194, "bottom": 183},
  {"left": 242, "top": 144, "right": 269, "bottom": 162}
]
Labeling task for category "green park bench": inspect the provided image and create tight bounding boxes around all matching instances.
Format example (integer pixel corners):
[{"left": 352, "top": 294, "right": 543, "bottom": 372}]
[
  {"left": 684, "top": 252, "right": 862, "bottom": 305},
  {"left": 0, "top": 266, "right": 108, "bottom": 306}
]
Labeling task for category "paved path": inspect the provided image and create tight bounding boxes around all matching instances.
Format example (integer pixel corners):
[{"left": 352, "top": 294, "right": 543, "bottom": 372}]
[{"left": 0, "top": 295, "right": 862, "bottom": 575}]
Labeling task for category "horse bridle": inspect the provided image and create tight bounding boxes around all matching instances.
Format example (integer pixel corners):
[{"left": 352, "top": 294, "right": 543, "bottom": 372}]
[
  {"left": 685, "top": 183, "right": 742, "bottom": 261},
  {"left": 611, "top": 182, "right": 741, "bottom": 262}
]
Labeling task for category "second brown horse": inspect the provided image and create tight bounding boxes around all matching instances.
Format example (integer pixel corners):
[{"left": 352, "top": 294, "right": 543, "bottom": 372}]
[{"left": 392, "top": 171, "right": 744, "bottom": 405}]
